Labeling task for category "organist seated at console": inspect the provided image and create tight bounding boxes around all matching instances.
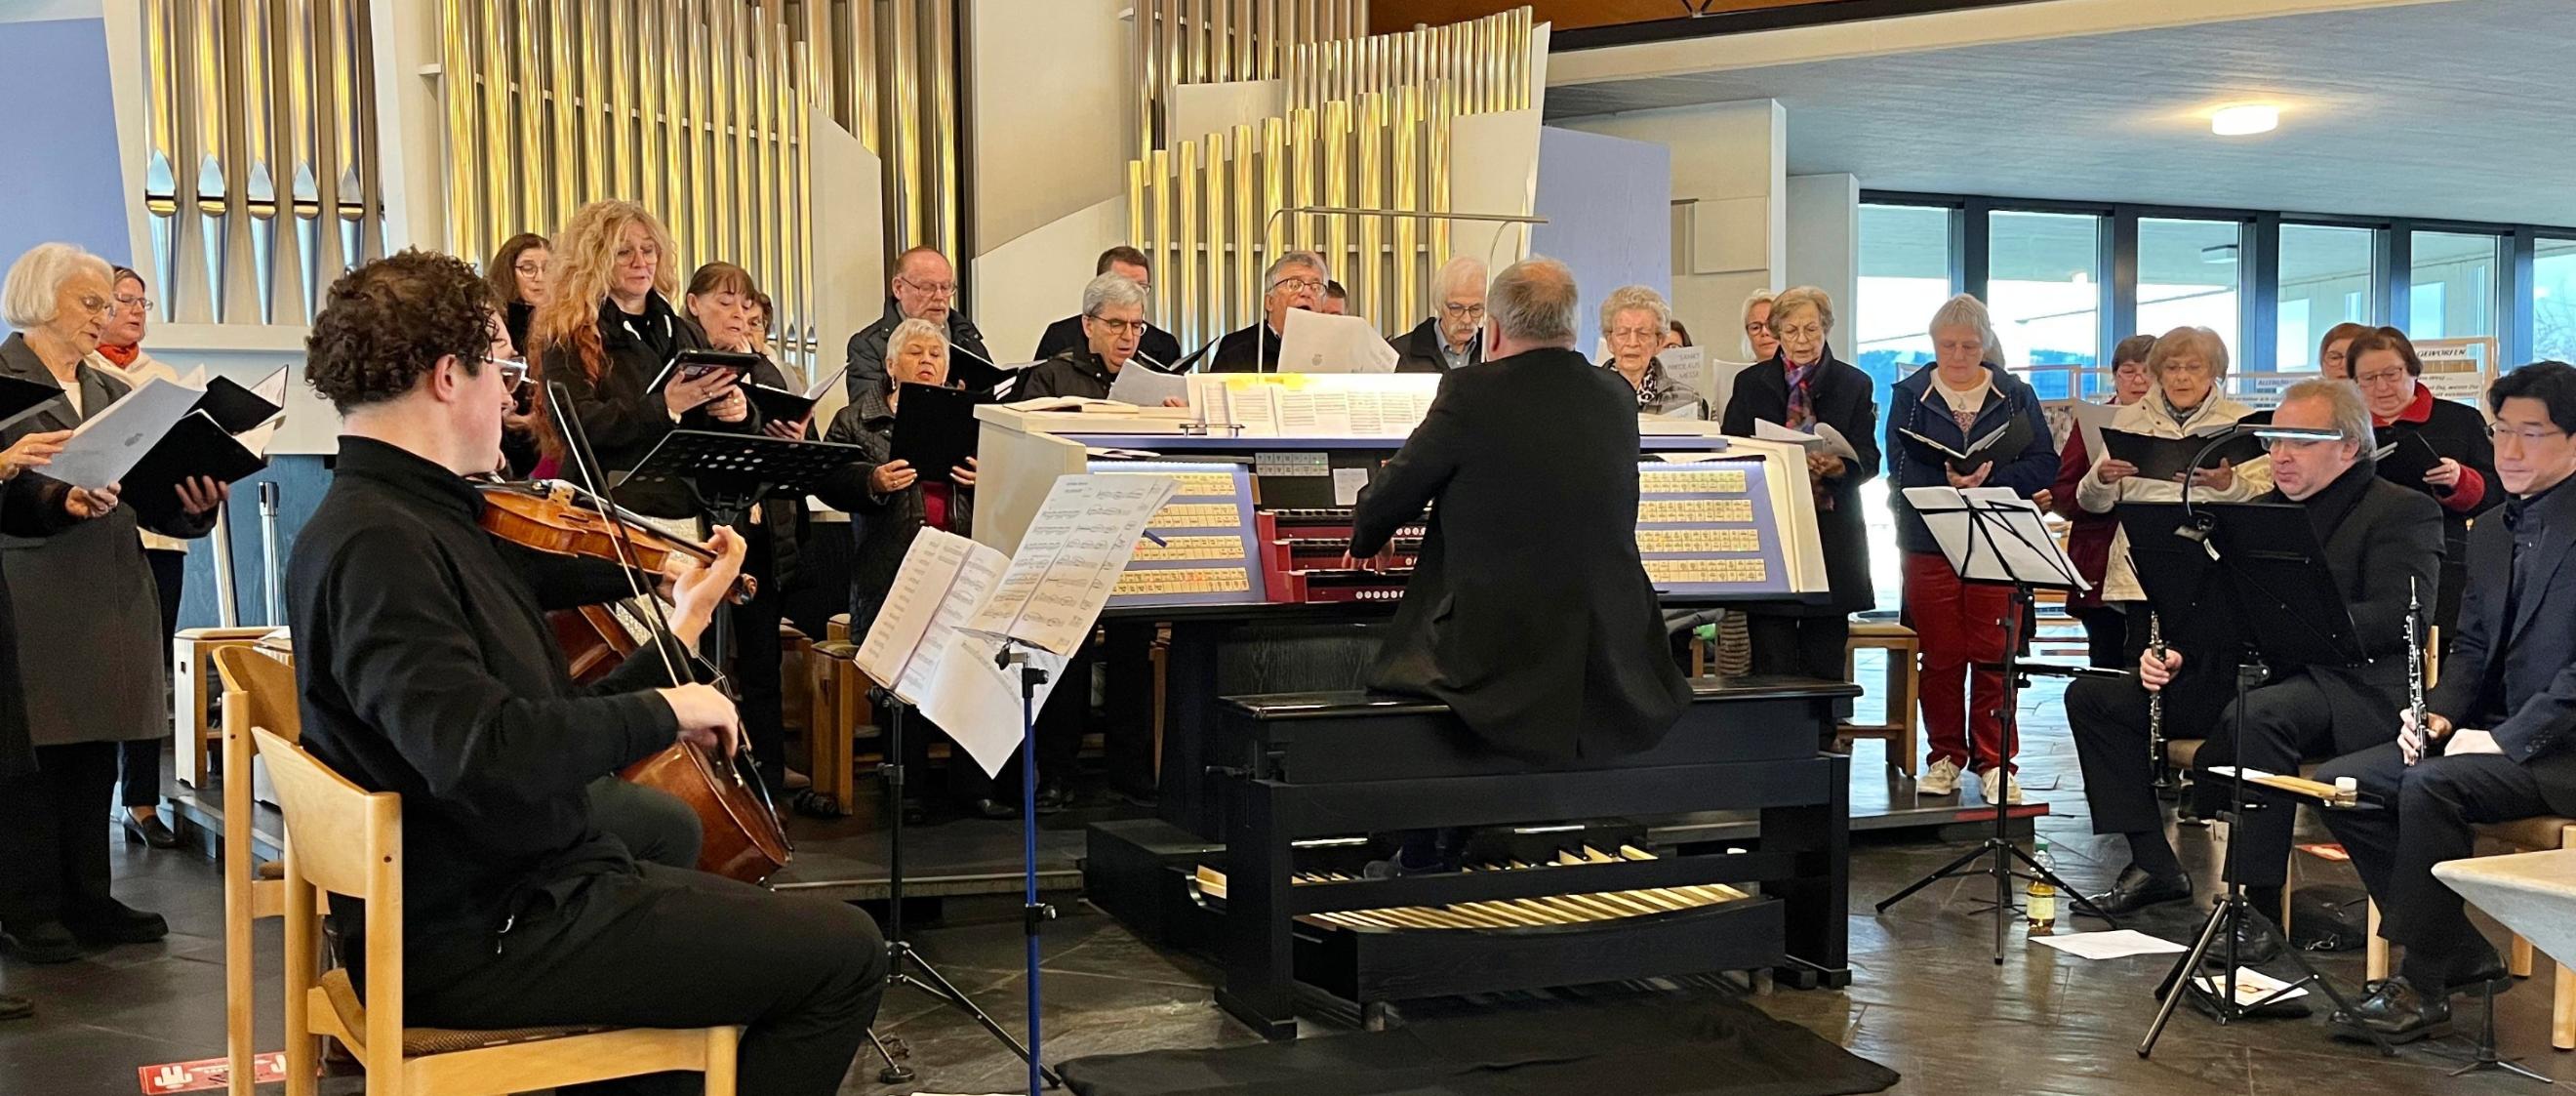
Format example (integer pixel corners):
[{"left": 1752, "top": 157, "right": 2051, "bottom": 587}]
[{"left": 1348, "top": 257, "right": 1693, "bottom": 873}]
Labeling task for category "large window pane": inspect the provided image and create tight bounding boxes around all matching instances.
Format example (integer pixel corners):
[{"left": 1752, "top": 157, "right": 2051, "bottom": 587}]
[
  {"left": 1987, "top": 210, "right": 2102, "bottom": 400},
  {"left": 2277, "top": 224, "right": 2375, "bottom": 371},
  {"left": 2410, "top": 231, "right": 2501, "bottom": 340},
  {"left": 1855, "top": 203, "right": 1956, "bottom": 615},
  {"left": 2539, "top": 237, "right": 2576, "bottom": 364},
  {"left": 2138, "top": 219, "right": 2245, "bottom": 378}
]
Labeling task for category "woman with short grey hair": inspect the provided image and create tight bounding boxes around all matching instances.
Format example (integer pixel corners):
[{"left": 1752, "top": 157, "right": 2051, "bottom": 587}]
[
  {"left": 1597, "top": 284, "right": 1702, "bottom": 416},
  {"left": 0, "top": 242, "right": 226, "bottom": 961}
]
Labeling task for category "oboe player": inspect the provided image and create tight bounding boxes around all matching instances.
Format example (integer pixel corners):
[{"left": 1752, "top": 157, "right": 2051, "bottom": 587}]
[{"left": 2318, "top": 361, "right": 2576, "bottom": 1043}]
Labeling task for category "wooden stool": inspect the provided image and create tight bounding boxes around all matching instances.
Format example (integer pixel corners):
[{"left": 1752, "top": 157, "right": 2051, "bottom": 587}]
[
  {"left": 2367, "top": 817, "right": 2576, "bottom": 1050},
  {"left": 1842, "top": 622, "right": 1920, "bottom": 775},
  {"left": 258, "top": 728, "right": 742, "bottom": 1094},
  {"left": 802, "top": 641, "right": 875, "bottom": 817}
]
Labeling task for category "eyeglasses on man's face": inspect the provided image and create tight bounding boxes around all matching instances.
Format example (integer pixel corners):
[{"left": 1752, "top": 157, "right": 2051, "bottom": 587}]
[
  {"left": 1086, "top": 314, "right": 1146, "bottom": 337},
  {"left": 1270, "top": 276, "right": 1325, "bottom": 295},
  {"left": 1442, "top": 302, "right": 1486, "bottom": 319},
  {"left": 484, "top": 357, "right": 531, "bottom": 390},
  {"left": 2488, "top": 423, "right": 2570, "bottom": 447},
  {"left": 898, "top": 275, "right": 957, "bottom": 299}
]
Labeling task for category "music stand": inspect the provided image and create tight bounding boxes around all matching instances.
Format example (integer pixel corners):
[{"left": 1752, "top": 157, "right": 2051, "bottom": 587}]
[
  {"left": 2132, "top": 500, "right": 2392, "bottom": 1058},
  {"left": 1874, "top": 488, "right": 2119, "bottom": 961},
  {"left": 2116, "top": 502, "right": 2246, "bottom": 817}
]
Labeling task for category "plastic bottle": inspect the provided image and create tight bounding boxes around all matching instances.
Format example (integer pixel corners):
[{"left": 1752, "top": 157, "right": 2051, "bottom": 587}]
[{"left": 2025, "top": 836, "right": 2058, "bottom": 933}]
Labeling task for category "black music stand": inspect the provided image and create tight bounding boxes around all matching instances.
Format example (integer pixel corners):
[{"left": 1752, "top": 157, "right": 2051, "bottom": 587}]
[
  {"left": 2116, "top": 503, "right": 2245, "bottom": 818},
  {"left": 1873, "top": 488, "right": 2117, "bottom": 962},
  {"left": 2134, "top": 501, "right": 2393, "bottom": 1058}
]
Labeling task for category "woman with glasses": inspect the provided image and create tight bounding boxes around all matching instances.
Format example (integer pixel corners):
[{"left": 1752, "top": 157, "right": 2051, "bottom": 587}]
[
  {"left": 1719, "top": 286, "right": 1880, "bottom": 692},
  {"left": 84, "top": 266, "right": 190, "bottom": 848},
  {"left": 1597, "top": 285, "right": 1703, "bottom": 417},
  {"left": 529, "top": 200, "right": 755, "bottom": 520},
  {"left": 0, "top": 243, "right": 225, "bottom": 963},
  {"left": 1741, "top": 289, "right": 1782, "bottom": 363},
  {"left": 486, "top": 234, "right": 551, "bottom": 476},
  {"left": 2349, "top": 326, "right": 2498, "bottom": 642},
  {"left": 2049, "top": 334, "right": 2160, "bottom": 668}
]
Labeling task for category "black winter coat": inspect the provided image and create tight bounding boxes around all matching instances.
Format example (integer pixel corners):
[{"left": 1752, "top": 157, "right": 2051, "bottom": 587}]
[
  {"left": 1350, "top": 346, "right": 1690, "bottom": 764},
  {"left": 1719, "top": 348, "right": 1880, "bottom": 615},
  {"left": 537, "top": 293, "right": 750, "bottom": 518}
]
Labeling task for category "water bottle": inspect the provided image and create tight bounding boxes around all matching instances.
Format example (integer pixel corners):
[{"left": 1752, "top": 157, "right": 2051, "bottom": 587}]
[{"left": 2025, "top": 836, "right": 2058, "bottom": 933}]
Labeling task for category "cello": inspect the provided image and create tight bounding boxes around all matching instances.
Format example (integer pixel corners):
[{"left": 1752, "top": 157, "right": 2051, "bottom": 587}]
[{"left": 474, "top": 477, "right": 791, "bottom": 884}]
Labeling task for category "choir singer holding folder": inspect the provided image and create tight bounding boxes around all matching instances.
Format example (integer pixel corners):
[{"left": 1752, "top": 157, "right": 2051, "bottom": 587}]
[{"left": 0, "top": 242, "right": 223, "bottom": 960}]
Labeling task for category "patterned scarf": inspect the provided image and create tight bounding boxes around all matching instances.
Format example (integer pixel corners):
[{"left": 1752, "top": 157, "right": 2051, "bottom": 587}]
[{"left": 1782, "top": 357, "right": 1819, "bottom": 429}]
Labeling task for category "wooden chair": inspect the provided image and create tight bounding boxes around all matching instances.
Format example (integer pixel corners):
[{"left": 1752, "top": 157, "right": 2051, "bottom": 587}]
[
  {"left": 1842, "top": 622, "right": 1921, "bottom": 775},
  {"left": 213, "top": 645, "right": 305, "bottom": 1096},
  {"left": 2365, "top": 817, "right": 2576, "bottom": 1050},
  {"left": 803, "top": 640, "right": 873, "bottom": 816},
  {"left": 254, "top": 727, "right": 742, "bottom": 1095},
  {"left": 175, "top": 626, "right": 283, "bottom": 788}
]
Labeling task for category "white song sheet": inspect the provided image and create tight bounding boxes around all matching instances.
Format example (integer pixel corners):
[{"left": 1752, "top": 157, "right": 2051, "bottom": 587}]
[
  {"left": 964, "top": 474, "right": 1179, "bottom": 657},
  {"left": 855, "top": 528, "right": 1073, "bottom": 778}
]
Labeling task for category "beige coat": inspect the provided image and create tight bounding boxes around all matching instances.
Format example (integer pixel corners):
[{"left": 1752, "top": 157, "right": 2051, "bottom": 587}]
[{"left": 2073, "top": 390, "right": 2274, "bottom": 604}]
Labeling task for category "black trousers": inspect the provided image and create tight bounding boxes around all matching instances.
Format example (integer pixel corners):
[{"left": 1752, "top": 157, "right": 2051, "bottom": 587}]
[
  {"left": 1744, "top": 612, "right": 1849, "bottom": 682},
  {"left": 728, "top": 526, "right": 788, "bottom": 790},
  {"left": 2318, "top": 744, "right": 2553, "bottom": 972},
  {"left": 403, "top": 863, "right": 887, "bottom": 1096},
  {"left": 119, "top": 548, "right": 187, "bottom": 810},
  {"left": 584, "top": 776, "right": 703, "bottom": 871},
  {"left": 2073, "top": 605, "right": 2126, "bottom": 669},
  {"left": 0, "top": 741, "right": 124, "bottom": 925}
]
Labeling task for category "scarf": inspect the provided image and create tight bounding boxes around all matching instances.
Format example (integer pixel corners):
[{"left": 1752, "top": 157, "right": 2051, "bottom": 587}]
[
  {"left": 1783, "top": 357, "right": 1820, "bottom": 429},
  {"left": 95, "top": 343, "right": 141, "bottom": 369}
]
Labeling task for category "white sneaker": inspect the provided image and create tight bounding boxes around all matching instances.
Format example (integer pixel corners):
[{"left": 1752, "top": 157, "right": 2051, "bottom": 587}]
[
  {"left": 1980, "top": 767, "right": 2024, "bottom": 806},
  {"left": 1919, "top": 756, "right": 1963, "bottom": 796}
]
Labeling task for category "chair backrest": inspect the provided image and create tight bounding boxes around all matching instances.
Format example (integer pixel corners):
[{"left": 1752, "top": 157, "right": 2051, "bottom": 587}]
[
  {"left": 213, "top": 644, "right": 301, "bottom": 745},
  {"left": 250, "top": 728, "right": 399, "bottom": 905}
]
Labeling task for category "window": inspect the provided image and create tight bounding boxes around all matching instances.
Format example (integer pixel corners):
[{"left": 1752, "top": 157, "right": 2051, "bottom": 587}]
[
  {"left": 1986, "top": 211, "right": 2103, "bottom": 399},
  {"left": 1854, "top": 202, "right": 1956, "bottom": 614},
  {"left": 2539, "top": 237, "right": 2576, "bottom": 364},
  {"left": 2276, "top": 224, "right": 2375, "bottom": 370},
  {"left": 2137, "top": 219, "right": 2245, "bottom": 373},
  {"left": 2410, "top": 231, "right": 2501, "bottom": 340}
]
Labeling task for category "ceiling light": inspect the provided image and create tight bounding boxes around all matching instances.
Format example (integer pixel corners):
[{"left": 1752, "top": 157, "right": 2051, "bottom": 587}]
[{"left": 2211, "top": 104, "right": 2279, "bottom": 137}]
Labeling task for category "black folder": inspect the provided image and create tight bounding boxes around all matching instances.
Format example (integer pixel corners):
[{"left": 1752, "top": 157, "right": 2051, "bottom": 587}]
[
  {"left": 0, "top": 374, "right": 65, "bottom": 430},
  {"left": 2370, "top": 431, "right": 2445, "bottom": 494},
  {"left": 120, "top": 411, "right": 269, "bottom": 502},
  {"left": 2102, "top": 427, "right": 2266, "bottom": 482},
  {"left": 647, "top": 348, "right": 760, "bottom": 392},
  {"left": 888, "top": 383, "right": 981, "bottom": 484},
  {"left": 1899, "top": 414, "right": 2032, "bottom": 475},
  {"left": 192, "top": 373, "right": 286, "bottom": 434}
]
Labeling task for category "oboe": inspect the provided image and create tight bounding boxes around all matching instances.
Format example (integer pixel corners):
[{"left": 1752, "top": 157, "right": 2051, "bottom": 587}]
[
  {"left": 2404, "top": 578, "right": 2427, "bottom": 766},
  {"left": 2147, "top": 612, "right": 2170, "bottom": 790}
]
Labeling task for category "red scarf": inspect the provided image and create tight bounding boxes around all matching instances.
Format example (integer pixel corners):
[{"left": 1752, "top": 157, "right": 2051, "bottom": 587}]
[{"left": 95, "top": 343, "right": 141, "bottom": 369}]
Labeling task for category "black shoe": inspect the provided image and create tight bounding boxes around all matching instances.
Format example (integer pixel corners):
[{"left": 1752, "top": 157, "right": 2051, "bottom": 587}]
[
  {"left": 1, "top": 921, "right": 84, "bottom": 964},
  {"left": 2197, "top": 911, "right": 2283, "bottom": 969},
  {"left": 65, "top": 900, "right": 168, "bottom": 945},
  {"left": 0, "top": 994, "right": 30, "bottom": 1021},
  {"left": 971, "top": 797, "right": 1023, "bottom": 821},
  {"left": 121, "top": 813, "right": 181, "bottom": 850},
  {"left": 2329, "top": 975, "right": 2452, "bottom": 1043},
  {"left": 2079, "top": 866, "right": 2193, "bottom": 918},
  {"left": 1034, "top": 779, "right": 1069, "bottom": 816}
]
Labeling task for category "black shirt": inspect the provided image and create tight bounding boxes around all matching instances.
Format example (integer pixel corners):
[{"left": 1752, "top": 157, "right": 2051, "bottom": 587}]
[
  {"left": 1208, "top": 321, "right": 1285, "bottom": 373},
  {"left": 288, "top": 437, "right": 688, "bottom": 937},
  {"left": 2480, "top": 478, "right": 2571, "bottom": 723},
  {"left": 1016, "top": 350, "right": 1119, "bottom": 401}
]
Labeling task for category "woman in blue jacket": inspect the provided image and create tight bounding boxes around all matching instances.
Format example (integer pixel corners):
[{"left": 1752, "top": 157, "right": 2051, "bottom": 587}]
[{"left": 1885, "top": 295, "right": 2061, "bottom": 805}]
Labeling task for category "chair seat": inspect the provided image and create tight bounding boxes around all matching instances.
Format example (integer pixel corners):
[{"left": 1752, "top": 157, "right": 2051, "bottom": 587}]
[
  {"left": 2478, "top": 816, "right": 2576, "bottom": 852},
  {"left": 1848, "top": 622, "right": 1916, "bottom": 641},
  {"left": 319, "top": 968, "right": 611, "bottom": 1057},
  {"left": 257, "top": 860, "right": 285, "bottom": 880}
]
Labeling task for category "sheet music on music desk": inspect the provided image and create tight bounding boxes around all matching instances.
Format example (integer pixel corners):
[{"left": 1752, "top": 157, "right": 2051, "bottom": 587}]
[
  {"left": 856, "top": 528, "right": 1012, "bottom": 706},
  {"left": 1900, "top": 485, "right": 2088, "bottom": 590},
  {"left": 965, "top": 474, "right": 1180, "bottom": 656}
]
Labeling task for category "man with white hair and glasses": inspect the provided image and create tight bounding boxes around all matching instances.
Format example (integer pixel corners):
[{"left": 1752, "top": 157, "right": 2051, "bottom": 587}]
[
  {"left": 1210, "top": 251, "right": 1330, "bottom": 372},
  {"left": 1393, "top": 256, "right": 1486, "bottom": 374}
]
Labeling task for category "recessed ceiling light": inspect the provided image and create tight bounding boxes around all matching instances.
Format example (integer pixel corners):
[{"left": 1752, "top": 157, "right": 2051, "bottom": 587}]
[{"left": 2211, "top": 104, "right": 2279, "bottom": 137}]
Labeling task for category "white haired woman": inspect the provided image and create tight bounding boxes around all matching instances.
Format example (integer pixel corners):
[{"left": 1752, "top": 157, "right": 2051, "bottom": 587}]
[
  {"left": 0, "top": 243, "right": 226, "bottom": 962},
  {"left": 1741, "top": 289, "right": 1781, "bottom": 363},
  {"left": 1598, "top": 285, "right": 1703, "bottom": 417},
  {"left": 1883, "top": 295, "right": 2062, "bottom": 803},
  {"left": 1719, "top": 286, "right": 1878, "bottom": 692}
]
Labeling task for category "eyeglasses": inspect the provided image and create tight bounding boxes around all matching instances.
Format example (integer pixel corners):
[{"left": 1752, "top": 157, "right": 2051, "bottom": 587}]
[
  {"left": 2487, "top": 423, "right": 2570, "bottom": 446},
  {"left": 1269, "top": 276, "right": 1325, "bottom": 294},
  {"left": 114, "top": 294, "right": 155, "bottom": 312},
  {"left": 75, "top": 295, "right": 114, "bottom": 317},
  {"left": 1776, "top": 324, "right": 1825, "bottom": 341},
  {"left": 485, "top": 356, "right": 530, "bottom": 390},
  {"left": 897, "top": 275, "right": 957, "bottom": 299},
  {"left": 1085, "top": 314, "right": 1147, "bottom": 337},
  {"left": 1607, "top": 327, "right": 1661, "bottom": 343},
  {"left": 1745, "top": 322, "right": 1772, "bottom": 336},
  {"left": 1442, "top": 303, "right": 1486, "bottom": 319},
  {"left": 2354, "top": 368, "right": 2410, "bottom": 386},
  {"left": 513, "top": 261, "right": 545, "bottom": 276}
]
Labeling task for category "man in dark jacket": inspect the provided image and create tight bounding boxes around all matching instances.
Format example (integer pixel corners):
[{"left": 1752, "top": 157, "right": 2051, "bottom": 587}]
[
  {"left": 2068, "top": 379, "right": 2442, "bottom": 936},
  {"left": 1018, "top": 273, "right": 1158, "bottom": 402},
  {"left": 1391, "top": 256, "right": 1485, "bottom": 375},
  {"left": 1209, "top": 251, "right": 1329, "bottom": 372},
  {"left": 846, "top": 246, "right": 999, "bottom": 395},
  {"left": 1030, "top": 246, "right": 1182, "bottom": 369},
  {"left": 2320, "top": 361, "right": 2576, "bottom": 1041},
  {"left": 1351, "top": 256, "right": 1689, "bottom": 773},
  {"left": 289, "top": 253, "right": 884, "bottom": 1094}
]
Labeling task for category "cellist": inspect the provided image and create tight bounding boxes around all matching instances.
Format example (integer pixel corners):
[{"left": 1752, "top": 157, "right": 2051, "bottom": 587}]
[{"left": 286, "top": 251, "right": 886, "bottom": 1094}]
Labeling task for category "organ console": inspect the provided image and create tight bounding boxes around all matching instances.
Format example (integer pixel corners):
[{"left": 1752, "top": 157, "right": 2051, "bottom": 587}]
[{"left": 969, "top": 382, "right": 1849, "bottom": 1036}]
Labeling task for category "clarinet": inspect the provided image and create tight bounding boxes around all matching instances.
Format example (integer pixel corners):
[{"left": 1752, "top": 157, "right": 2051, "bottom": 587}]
[
  {"left": 2147, "top": 612, "right": 2170, "bottom": 790},
  {"left": 2405, "top": 578, "right": 2427, "bottom": 766}
]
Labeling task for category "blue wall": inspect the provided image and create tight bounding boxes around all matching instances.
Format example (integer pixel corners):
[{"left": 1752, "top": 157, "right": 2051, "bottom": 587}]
[{"left": 0, "top": 15, "right": 131, "bottom": 267}]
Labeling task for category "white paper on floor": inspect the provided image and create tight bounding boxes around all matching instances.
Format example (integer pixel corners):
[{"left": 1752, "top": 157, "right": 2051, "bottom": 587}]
[
  {"left": 2191, "top": 967, "right": 2310, "bottom": 1006},
  {"left": 2030, "top": 929, "right": 2191, "bottom": 960}
]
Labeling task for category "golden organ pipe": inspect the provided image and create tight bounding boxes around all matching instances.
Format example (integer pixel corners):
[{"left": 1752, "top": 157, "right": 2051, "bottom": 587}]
[
  {"left": 662, "top": 0, "right": 688, "bottom": 246},
  {"left": 439, "top": 0, "right": 473, "bottom": 255},
  {"left": 1201, "top": 128, "right": 1227, "bottom": 334},
  {"left": 1230, "top": 122, "right": 1256, "bottom": 337},
  {"left": 1392, "top": 85, "right": 1418, "bottom": 327},
  {"left": 1149, "top": 148, "right": 1172, "bottom": 338},
  {"left": 1177, "top": 139, "right": 1200, "bottom": 349},
  {"left": 1355, "top": 92, "right": 1383, "bottom": 326}
]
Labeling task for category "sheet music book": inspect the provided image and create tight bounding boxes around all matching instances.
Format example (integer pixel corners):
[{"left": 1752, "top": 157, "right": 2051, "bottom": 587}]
[
  {"left": 743, "top": 362, "right": 845, "bottom": 423},
  {"left": 42, "top": 378, "right": 214, "bottom": 489},
  {"left": 195, "top": 367, "right": 289, "bottom": 433},
  {"left": 0, "top": 373, "right": 65, "bottom": 432},
  {"left": 1106, "top": 363, "right": 1190, "bottom": 407},
  {"left": 888, "top": 383, "right": 981, "bottom": 483},
  {"left": 1277, "top": 309, "right": 1399, "bottom": 374},
  {"left": 963, "top": 473, "right": 1180, "bottom": 657},
  {"left": 121, "top": 410, "right": 276, "bottom": 500},
  {"left": 2101, "top": 427, "right": 2266, "bottom": 482},
  {"left": 645, "top": 348, "right": 759, "bottom": 393},
  {"left": 856, "top": 528, "right": 1068, "bottom": 778},
  {"left": 1901, "top": 485, "right": 2087, "bottom": 591},
  {"left": 1899, "top": 414, "right": 2033, "bottom": 474},
  {"left": 2369, "top": 431, "right": 2445, "bottom": 493},
  {"left": 1753, "top": 418, "right": 1859, "bottom": 461}
]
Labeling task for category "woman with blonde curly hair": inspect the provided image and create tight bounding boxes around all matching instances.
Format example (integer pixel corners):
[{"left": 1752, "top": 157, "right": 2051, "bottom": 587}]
[{"left": 529, "top": 200, "right": 755, "bottom": 516}]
